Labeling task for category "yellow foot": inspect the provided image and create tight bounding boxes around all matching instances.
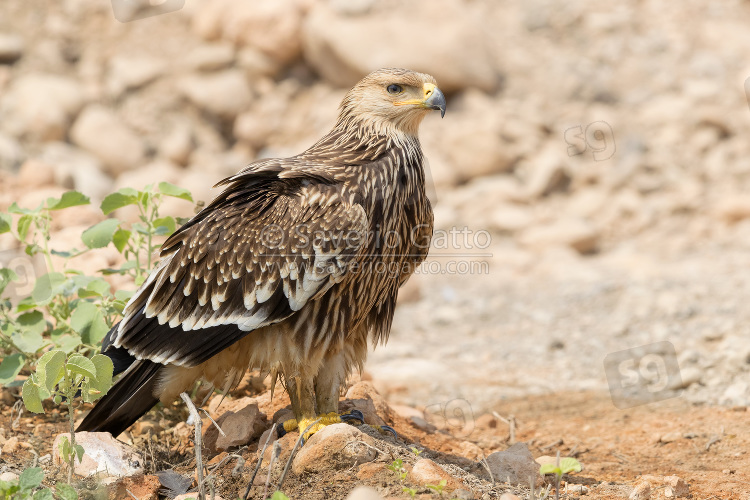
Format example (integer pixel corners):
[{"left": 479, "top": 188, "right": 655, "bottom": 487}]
[{"left": 277, "top": 410, "right": 366, "bottom": 440}]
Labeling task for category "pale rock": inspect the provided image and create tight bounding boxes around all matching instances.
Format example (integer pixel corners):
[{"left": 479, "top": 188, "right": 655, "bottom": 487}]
[
  {"left": 629, "top": 480, "right": 651, "bottom": 500},
  {"left": 390, "top": 404, "right": 422, "bottom": 420},
  {"left": 179, "top": 70, "right": 252, "bottom": 118},
  {"left": 343, "top": 381, "right": 393, "bottom": 425},
  {"left": 410, "top": 416, "right": 437, "bottom": 433},
  {"left": 714, "top": 196, "right": 750, "bottom": 224},
  {"left": 2, "top": 74, "right": 85, "bottom": 141},
  {"left": 0, "top": 472, "right": 18, "bottom": 482},
  {"left": 236, "top": 47, "right": 282, "bottom": 78},
  {"left": 292, "top": 423, "right": 377, "bottom": 474},
  {"left": 0, "top": 34, "right": 23, "bottom": 63},
  {"left": 330, "top": 0, "right": 375, "bottom": 16},
  {"left": 192, "top": 0, "right": 303, "bottom": 65},
  {"left": 0, "top": 132, "right": 23, "bottom": 170},
  {"left": 260, "top": 431, "right": 298, "bottom": 465},
  {"left": 39, "top": 142, "right": 113, "bottom": 201},
  {"left": 669, "top": 367, "right": 701, "bottom": 390},
  {"left": 2, "top": 436, "right": 19, "bottom": 453},
  {"left": 203, "top": 403, "right": 268, "bottom": 453},
  {"left": 106, "top": 55, "right": 163, "bottom": 96},
  {"left": 115, "top": 160, "right": 183, "bottom": 192},
  {"left": 159, "top": 124, "right": 194, "bottom": 166},
  {"left": 52, "top": 432, "right": 144, "bottom": 480},
  {"left": 499, "top": 495, "right": 521, "bottom": 500},
  {"left": 410, "top": 458, "right": 462, "bottom": 490},
  {"left": 657, "top": 431, "right": 681, "bottom": 444},
  {"left": 663, "top": 475, "right": 689, "bottom": 498},
  {"left": 720, "top": 381, "right": 748, "bottom": 406},
  {"left": 184, "top": 43, "right": 235, "bottom": 72},
  {"left": 303, "top": 1, "right": 501, "bottom": 93},
  {"left": 520, "top": 218, "right": 599, "bottom": 254},
  {"left": 525, "top": 147, "right": 571, "bottom": 198},
  {"left": 345, "top": 485, "right": 383, "bottom": 500},
  {"left": 17, "top": 159, "right": 55, "bottom": 189},
  {"left": 489, "top": 204, "right": 534, "bottom": 233},
  {"left": 480, "top": 442, "right": 540, "bottom": 486},
  {"left": 70, "top": 106, "right": 146, "bottom": 175}
]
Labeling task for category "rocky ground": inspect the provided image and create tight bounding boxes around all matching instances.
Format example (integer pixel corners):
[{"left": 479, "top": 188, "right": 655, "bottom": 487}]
[{"left": 2, "top": 0, "right": 750, "bottom": 498}]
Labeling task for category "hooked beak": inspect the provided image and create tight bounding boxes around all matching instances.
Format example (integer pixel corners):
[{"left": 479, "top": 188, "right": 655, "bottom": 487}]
[
  {"left": 394, "top": 82, "right": 447, "bottom": 118},
  {"left": 423, "top": 83, "right": 446, "bottom": 118}
]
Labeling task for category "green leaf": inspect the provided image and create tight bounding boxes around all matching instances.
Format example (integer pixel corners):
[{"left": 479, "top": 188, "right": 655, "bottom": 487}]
[
  {"left": 22, "top": 379, "right": 44, "bottom": 413},
  {"left": 55, "top": 483, "right": 78, "bottom": 500},
  {"left": 0, "top": 268, "right": 18, "bottom": 296},
  {"left": 81, "top": 219, "right": 120, "bottom": 249},
  {"left": 152, "top": 216, "right": 176, "bottom": 236},
  {"left": 158, "top": 182, "right": 193, "bottom": 202},
  {"left": 31, "top": 272, "right": 67, "bottom": 305},
  {"left": 18, "top": 467, "right": 44, "bottom": 491},
  {"left": 8, "top": 202, "right": 37, "bottom": 215},
  {"left": 46, "top": 191, "right": 90, "bottom": 211},
  {"left": 60, "top": 436, "right": 71, "bottom": 461},
  {"left": 74, "top": 444, "right": 85, "bottom": 463},
  {"left": 11, "top": 329, "right": 48, "bottom": 354},
  {"left": 78, "top": 278, "right": 111, "bottom": 298},
  {"left": 33, "top": 488, "right": 54, "bottom": 500},
  {"left": 559, "top": 457, "right": 582, "bottom": 474},
  {"left": 17, "top": 214, "right": 33, "bottom": 241},
  {"left": 539, "top": 464, "right": 561, "bottom": 476},
  {"left": 90, "top": 354, "right": 114, "bottom": 395},
  {"left": 100, "top": 189, "right": 139, "bottom": 215},
  {"left": 36, "top": 350, "right": 66, "bottom": 394},
  {"left": 70, "top": 301, "right": 109, "bottom": 345},
  {"left": 66, "top": 354, "right": 97, "bottom": 379},
  {"left": 270, "top": 492, "right": 290, "bottom": 500},
  {"left": 0, "top": 353, "right": 25, "bottom": 386},
  {"left": 0, "top": 213, "right": 11, "bottom": 234},
  {"left": 17, "top": 311, "right": 46, "bottom": 336},
  {"left": 112, "top": 228, "right": 132, "bottom": 253},
  {"left": 50, "top": 330, "right": 82, "bottom": 353}
]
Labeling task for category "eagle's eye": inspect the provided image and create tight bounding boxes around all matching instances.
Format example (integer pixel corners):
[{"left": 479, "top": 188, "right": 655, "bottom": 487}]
[{"left": 387, "top": 84, "right": 403, "bottom": 94}]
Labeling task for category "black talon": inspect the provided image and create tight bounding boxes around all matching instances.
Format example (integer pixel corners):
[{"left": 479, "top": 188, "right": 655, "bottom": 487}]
[
  {"left": 380, "top": 425, "right": 398, "bottom": 439},
  {"left": 276, "top": 421, "right": 287, "bottom": 438},
  {"left": 340, "top": 409, "right": 365, "bottom": 424}
]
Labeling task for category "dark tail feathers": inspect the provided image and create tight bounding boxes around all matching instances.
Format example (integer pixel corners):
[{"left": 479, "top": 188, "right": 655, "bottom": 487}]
[{"left": 76, "top": 358, "right": 161, "bottom": 437}]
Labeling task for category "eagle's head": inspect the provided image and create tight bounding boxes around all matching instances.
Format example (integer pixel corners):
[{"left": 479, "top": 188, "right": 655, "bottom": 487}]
[{"left": 338, "top": 68, "right": 447, "bottom": 137}]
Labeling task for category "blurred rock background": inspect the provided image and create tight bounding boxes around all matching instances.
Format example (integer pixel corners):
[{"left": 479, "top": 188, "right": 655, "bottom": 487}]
[{"left": 1, "top": 0, "right": 750, "bottom": 412}]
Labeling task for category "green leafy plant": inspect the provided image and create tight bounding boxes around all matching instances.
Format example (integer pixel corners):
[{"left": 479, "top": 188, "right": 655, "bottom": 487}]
[
  {"left": 22, "top": 350, "right": 114, "bottom": 482},
  {"left": 388, "top": 458, "right": 408, "bottom": 482},
  {"left": 402, "top": 486, "right": 417, "bottom": 498},
  {"left": 0, "top": 183, "right": 196, "bottom": 492},
  {"left": 539, "top": 454, "right": 582, "bottom": 500},
  {"left": 269, "top": 492, "right": 290, "bottom": 500},
  {"left": 426, "top": 479, "right": 447, "bottom": 495},
  {"left": 0, "top": 467, "right": 78, "bottom": 499}
]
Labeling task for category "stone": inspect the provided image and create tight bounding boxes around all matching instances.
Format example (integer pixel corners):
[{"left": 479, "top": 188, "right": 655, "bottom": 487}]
[
  {"left": 39, "top": 142, "right": 113, "bottom": 201},
  {"left": 481, "top": 442, "right": 540, "bottom": 486},
  {"left": 500, "top": 495, "right": 521, "bottom": 500},
  {"left": 0, "top": 472, "right": 18, "bottom": 482},
  {"left": 356, "top": 462, "right": 387, "bottom": 481},
  {"left": 0, "top": 34, "right": 23, "bottom": 63},
  {"left": 0, "top": 132, "right": 23, "bottom": 170},
  {"left": 203, "top": 403, "right": 267, "bottom": 453},
  {"left": 52, "top": 432, "right": 144, "bottom": 480},
  {"left": 2, "top": 436, "right": 19, "bottom": 453},
  {"left": 106, "top": 55, "right": 163, "bottom": 97},
  {"left": 17, "top": 159, "right": 55, "bottom": 189},
  {"left": 179, "top": 70, "right": 252, "bottom": 118},
  {"left": 192, "top": 0, "right": 303, "bottom": 65},
  {"left": 525, "top": 147, "right": 571, "bottom": 198},
  {"left": 715, "top": 196, "right": 750, "bottom": 224},
  {"left": 184, "top": 43, "right": 235, "bottom": 72},
  {"left": 519, "top": 219, "right": 599, "bottom": 254},
  {"left": 303, "top": 1, "right": 500, "bottom": 93},
  {"left": 720, "top": 381, "right": 749, "bottom": 406},
  {"left": 70, "top": 106, "right": 146, "bottom": 175},
  {"left": 343, "top": 381, "right": 393, "bottom": 424},
  {"left": 489, "top": 204, "right": 534, "bottom": 233},
  {"left": 1, "top": 74, "right": 85, "bottom": 141},
  {"left": 108, "top": 474, "right": 161, "bottom": 500},
  {"left": 663, "top": 475, "right": 689, "bottom": 498},
  {"left": 629, "top": 480, "right": 651, "bottom": 500},
  {"left": 292, "top": 423, "right": 377, "bottom": 474},
  {"left": 260, "top": 431, "right": 298, "bottom": 465},
  {"left": 345, "top": 485, "right": 383, "bottom": 500},
  {"left": 159, "top": 124, "right": 194, "bottom": 166},
  {"left": 410, "top": 458, "right": 462, "bottom": 491}
]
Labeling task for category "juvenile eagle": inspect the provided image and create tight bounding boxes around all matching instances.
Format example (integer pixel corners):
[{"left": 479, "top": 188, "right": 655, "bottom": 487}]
[{"left": 78, "top": 68, "right": 445, "bottom": 438}]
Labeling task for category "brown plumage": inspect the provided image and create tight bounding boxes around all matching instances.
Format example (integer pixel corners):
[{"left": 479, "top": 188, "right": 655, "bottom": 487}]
[{"left": 78, "top": 68, "right": 446, "bottom": 437}]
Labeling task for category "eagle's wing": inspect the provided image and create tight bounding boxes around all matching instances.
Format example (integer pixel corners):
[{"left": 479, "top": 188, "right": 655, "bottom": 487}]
[{"left": 110, "top": 164, "right": 367, "bottom": 367}]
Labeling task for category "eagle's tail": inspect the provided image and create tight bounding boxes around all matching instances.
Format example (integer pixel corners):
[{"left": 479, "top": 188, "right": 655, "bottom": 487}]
[{"left": 76, "top": 357, "right": 161, "bottom": 437}]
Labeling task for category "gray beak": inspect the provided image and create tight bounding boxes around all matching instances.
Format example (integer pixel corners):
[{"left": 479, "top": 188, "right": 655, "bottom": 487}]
[{"left": 425, "top": 87, "right": 447, "bottom": 118}]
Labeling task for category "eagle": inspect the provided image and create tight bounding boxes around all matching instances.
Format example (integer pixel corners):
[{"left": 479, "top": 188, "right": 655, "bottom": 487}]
[{"left": 78, "top": 68, "right": 446, "bottom": 439}]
